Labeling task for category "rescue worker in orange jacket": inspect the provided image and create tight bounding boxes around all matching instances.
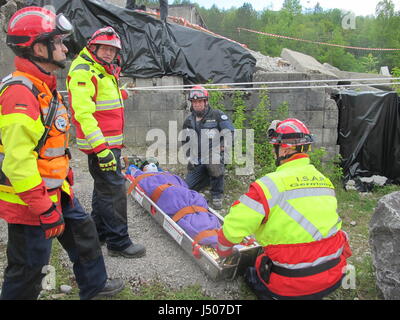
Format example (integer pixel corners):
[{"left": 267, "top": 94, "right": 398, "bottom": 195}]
[
  {"left": 67, "top": 27, "right": 146, "bottom": 258},
  {"left": 217, "top": 118, "right": 352, "bottom": 300},
  {"left": 0, "top": 7, "right": 124, "bottom": 300}
]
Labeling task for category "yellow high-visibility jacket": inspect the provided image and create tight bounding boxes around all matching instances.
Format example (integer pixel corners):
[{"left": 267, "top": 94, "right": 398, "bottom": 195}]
[{"left": 67, "top": 47, "right": 125, "bottom": 154}]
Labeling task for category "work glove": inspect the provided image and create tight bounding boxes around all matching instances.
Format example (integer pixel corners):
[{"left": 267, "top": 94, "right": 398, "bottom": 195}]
[
  {"left": 120, "top": 82, "right": 133, "bottom": 100},
  {"left": 39, "top": 203, "right": 65, "bottom": 240},
  {"left": 97, "top": 149, "right": 117, "bottom": 172}
]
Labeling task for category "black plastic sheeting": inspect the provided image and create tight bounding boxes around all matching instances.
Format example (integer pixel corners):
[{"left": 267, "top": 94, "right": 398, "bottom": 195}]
[
  {"left": 27, "top": 0, "right": 256, "bottom": 84},
  {"left": 335, "top": 90, "right": 400, "bottom": 185}
]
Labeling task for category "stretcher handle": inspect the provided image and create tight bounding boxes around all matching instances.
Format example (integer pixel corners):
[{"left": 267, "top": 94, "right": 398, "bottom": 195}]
[{"left": 218, "top": 250, "right": 241, "bottom": 281}]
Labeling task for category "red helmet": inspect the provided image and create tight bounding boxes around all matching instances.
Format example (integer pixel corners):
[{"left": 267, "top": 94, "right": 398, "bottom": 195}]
[
  {"left": 269, "top": 118, "right": 314, "bottom": 147},
  {"left": 188, "top": 85, "right": 209, "bottom": 101},
  {"left": 6, "top": 6, "right": 73, "bottom": 51},
  {"left": 87, "top": 26, "right": 122, "bottom": 50}
]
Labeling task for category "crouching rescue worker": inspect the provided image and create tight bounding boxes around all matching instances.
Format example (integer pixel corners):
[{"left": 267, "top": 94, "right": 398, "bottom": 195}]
[
  {"left": 217, "top": 118, "right": 352, "bottom": 300},
  {"left": 182, "top": 86, "right": 234, "bottom": 210},
  {"left": 0, "top": 6, "right": 125, "bottom": 300},
  {"left": 67, "top": 26, "right": 145, "bottom": 258}
]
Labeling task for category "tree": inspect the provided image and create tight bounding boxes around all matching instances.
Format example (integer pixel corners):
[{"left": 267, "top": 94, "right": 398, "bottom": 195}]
[
  {"left": 172, "top": 0, "right": 193, "bottom": 5},
  {"left": 375, "top": 0, "right": 395, "bottom": 18},
  {"left": 200, "top": 0, "right": 400, "bottom": 72},
  {"left": 313, "top": 2, "right": 323, "bottom": 14},
  {"left": 360, "top": 53, "right": 379, "bottom": 73},
  {"left": 282, "top": 0, "right": 302, "bottom": 15}
]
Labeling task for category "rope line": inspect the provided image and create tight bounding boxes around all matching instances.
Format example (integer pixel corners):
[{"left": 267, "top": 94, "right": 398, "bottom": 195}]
[
  {"left": 126, "top": 82, "right": 395, "bottom": 92},
  {"left": 237, "top": 27, "right": 400, "bottom": 51},
  {"left": 58, "top": 81, "right": 396, "bottom": 94},
  {"left": 117, "top": 77, "right": 397, "bottom": 91}
]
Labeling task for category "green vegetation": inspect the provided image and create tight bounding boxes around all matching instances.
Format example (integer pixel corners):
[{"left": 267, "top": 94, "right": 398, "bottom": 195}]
[{"left": 169, "top": 0, "right": 400, "bottom": 75}]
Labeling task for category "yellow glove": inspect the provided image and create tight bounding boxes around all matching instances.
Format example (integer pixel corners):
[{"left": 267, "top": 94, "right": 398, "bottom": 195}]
[{"left": 97, "top": 149, "right": 117, "bottom": 172}]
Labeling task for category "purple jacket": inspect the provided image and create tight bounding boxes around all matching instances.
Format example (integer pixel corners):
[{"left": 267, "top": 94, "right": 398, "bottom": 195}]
[{"left": 132, "top": 168, "right": 221, "bottom": 247}]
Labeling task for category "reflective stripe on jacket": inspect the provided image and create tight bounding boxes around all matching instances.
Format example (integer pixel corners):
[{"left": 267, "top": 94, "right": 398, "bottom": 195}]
[
  {"left": 0, "top": 64, "right": 70, "bottom": 225},
  {"left": 221, "top": 156, "right": 351, "bottom": 297},
  {"left": 67, "top": 47, "right": 124, "bottom": 154}
]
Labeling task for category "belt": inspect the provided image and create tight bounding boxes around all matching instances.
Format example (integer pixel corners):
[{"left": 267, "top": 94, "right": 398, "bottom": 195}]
[
  {"left": 272, "top": 257, "right": 341, "bottom": 278},
  {"left": 259, "top": 255, "right": 341, "bottom": 284}
]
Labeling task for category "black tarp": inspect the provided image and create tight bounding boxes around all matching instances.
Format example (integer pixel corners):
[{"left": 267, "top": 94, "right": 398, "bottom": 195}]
[
  {"left": 335, "top": 90, "right": 400, "bottom": 184},
  {"left": 27, "top": 0, "right": 256, "bottom": 84}
]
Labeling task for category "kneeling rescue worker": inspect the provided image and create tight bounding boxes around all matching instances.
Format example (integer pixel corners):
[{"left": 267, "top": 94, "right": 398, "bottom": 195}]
[
  {"left": 217, "top": 118, "right": 352, "bottom": 300},
  {"left": 0, "top": 6, "right": 124, "bottom": 300}
]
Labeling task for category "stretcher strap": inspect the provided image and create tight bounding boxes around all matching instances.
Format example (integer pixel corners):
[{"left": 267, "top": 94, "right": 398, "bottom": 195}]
[
  {"left": 126, "top": 175, "right": 137, "bottom": 195},
  {"left": 150, "top": 183, "right": 174, "bottom": 203},
  {"left": 194, "top": 229, "right": 219, "bottom": 243},
  {"left": 126, "top": 172, "right": 171, "bottom": 195},
  {"left": 172, "top": 205, "right": 209, "bottom": 222},
  {"left": 132, "top": 173, "right": 159, "bottom": 190}
]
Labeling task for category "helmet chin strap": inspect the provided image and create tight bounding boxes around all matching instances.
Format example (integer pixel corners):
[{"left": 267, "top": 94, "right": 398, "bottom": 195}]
[
  {"left": 274, "top": 145, "right": 309, "bottom": 166},
  {"left": 274, "top": 145, "right": 294, "bottom": 166},
  {"left": 29, "top": 40, "right": 67, "bottom": 69},
  {"left": 88, "top": 45, "right": 121, "bottom": 77},
  {"left": 191, "top": 102, "right": 209, "bottom": 117}
]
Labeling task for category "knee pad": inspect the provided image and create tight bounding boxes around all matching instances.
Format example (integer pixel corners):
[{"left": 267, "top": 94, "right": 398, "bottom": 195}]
[{"left": 207, "top": 164, "right": 224, "bottom": 177}]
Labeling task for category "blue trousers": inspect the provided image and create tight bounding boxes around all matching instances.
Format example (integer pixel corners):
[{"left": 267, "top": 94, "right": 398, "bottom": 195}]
[
  {"left": 185, "top": 164, "right": 224, "bottom": 199},
  {"left": 88, "top": 148, "right": 132, "bottom": 251},
  {"left": 0, "top": 194, "right": 107, "bottom": 300}
]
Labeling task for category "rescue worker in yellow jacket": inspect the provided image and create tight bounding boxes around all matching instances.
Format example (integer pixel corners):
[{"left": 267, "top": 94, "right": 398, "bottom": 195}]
[
  {"left": 67, "top": 27, "right": 145, "bottom": 258},
  {"left": 217, "top": 118, "right": 352, "bottom": 300},
  {"left": 0, "top": 7, "right": 125, "bottom": 299}
]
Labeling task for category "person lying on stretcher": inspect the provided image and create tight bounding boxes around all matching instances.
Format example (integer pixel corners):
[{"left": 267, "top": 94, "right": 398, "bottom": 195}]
[{"left": 124, "top": 158, "right": 221, "bottom": 248}]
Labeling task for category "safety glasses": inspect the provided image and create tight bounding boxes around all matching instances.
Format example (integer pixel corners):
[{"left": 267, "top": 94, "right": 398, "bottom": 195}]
[{"left": 51, "top": 35, "right": 67, "bottom": 47}]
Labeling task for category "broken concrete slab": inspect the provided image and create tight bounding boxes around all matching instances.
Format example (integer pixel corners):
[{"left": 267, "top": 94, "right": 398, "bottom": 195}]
[
  {"left": 248, "top": 49, "right": 296, "bottom": 73},
  {"left": 281, "top": 48, "right": 338, "bottom": 79},
  {"left": 323, "top": 62, "right": 392, "bottom": 83},
  {"left": 0, "top": 0, "right": 20, "bottom": 77},
  {"left": 369, "top": 191, "right": 400, "bottom": 300}
]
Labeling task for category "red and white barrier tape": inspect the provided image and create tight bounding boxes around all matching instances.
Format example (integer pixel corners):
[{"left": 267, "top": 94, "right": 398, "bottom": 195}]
[{"left": 237, "top": 27, "right": 400, "bottom": 51}]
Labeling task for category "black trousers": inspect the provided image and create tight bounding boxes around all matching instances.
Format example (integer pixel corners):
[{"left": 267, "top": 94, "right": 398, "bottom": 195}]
[
  {"left": 88, "top": 148, "right": 132, "bottom": 251},
  {"left": 0, "top": 194, "right": 107, "bottom": 300},
  {"left": 185, "top": 163, "right": 224, "bottom": 199}
]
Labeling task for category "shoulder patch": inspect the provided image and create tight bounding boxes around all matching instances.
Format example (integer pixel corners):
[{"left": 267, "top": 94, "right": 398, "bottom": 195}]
[{"left": 221, "top": 114, "right": 228, "bottom": 120}]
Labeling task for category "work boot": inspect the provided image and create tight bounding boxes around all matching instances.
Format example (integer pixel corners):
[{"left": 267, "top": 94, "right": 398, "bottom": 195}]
[
  {"left": 212, "top": 198, "right": 223, "bottom": 210},
  {"left": 108, "top": 243, "right": 146, "bottom": 259},
  {"left": 92, "top": 278, "right": 125, "bottom": 299}
]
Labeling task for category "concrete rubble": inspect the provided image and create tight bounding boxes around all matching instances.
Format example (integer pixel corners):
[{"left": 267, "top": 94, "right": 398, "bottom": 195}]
[{"left": 369, "top": 191, "right": 400, "bottom": 300}]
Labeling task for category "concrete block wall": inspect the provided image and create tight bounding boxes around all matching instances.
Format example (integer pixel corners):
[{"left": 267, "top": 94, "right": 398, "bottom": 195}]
[
  {"left": 218, "top": 72, "right": 340, "bottom": 158},
  {"left": 123, "top": 76, "right": 188, "bottom": 148}
]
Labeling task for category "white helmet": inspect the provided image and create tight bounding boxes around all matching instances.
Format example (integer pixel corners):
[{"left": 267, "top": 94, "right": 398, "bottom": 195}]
[{"left": 142, "top": 163, "right": 158, "bottom": 172}]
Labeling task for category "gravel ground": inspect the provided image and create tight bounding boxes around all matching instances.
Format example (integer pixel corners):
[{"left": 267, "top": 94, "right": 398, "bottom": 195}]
[
  {"left": 0, "top": 144, "right": 242, "bottom": 299},
  {"left": 70, "top": 145, "right": 242, "bottom": 299}
]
